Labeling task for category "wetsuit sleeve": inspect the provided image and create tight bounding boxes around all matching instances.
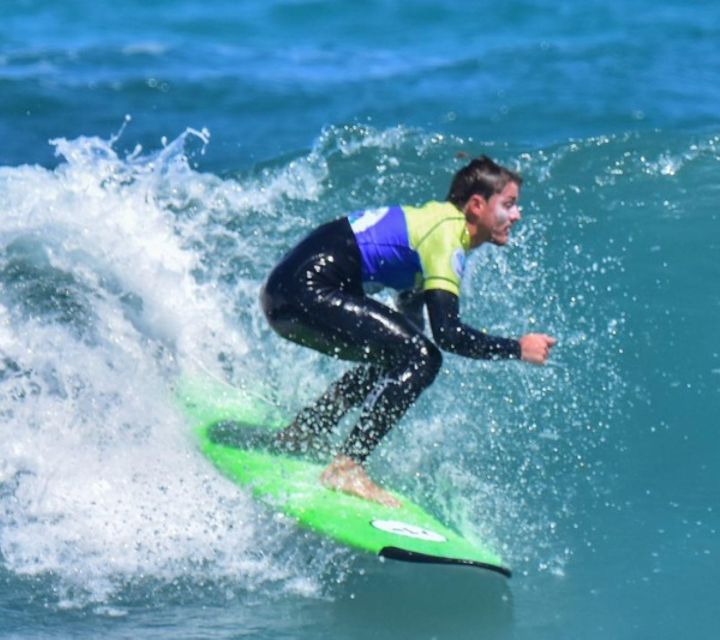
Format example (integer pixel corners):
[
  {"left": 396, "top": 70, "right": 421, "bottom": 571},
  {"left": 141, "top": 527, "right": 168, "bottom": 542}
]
[
  {"left": 425, "top": 289, "right": 521, "bottom": 360},
  {"left": 394, "top": 289, "right": 425, "bottom": 330}
]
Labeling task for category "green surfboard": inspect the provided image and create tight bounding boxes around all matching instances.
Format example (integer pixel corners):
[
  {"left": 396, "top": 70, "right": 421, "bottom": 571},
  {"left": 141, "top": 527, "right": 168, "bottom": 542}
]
[{"left": 176, "top": 376, "right": 511, "bottom": 577}]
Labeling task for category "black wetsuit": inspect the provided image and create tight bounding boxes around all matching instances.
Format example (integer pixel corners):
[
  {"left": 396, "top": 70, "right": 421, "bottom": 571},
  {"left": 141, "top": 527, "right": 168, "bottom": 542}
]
[{"left": 260, "top": 217, "right": 520, "bottom": 463}]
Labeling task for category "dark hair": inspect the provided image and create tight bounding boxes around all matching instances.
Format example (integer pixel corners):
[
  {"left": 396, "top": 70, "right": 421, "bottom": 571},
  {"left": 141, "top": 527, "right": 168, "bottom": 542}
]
[{"left": 446, "top": 155, "right": 523, "bottom": 208}]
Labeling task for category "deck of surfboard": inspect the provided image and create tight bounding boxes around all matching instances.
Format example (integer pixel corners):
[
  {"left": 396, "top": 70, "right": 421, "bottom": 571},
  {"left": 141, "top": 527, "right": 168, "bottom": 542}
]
[{"left": 177, "top": 376, "right": 511, "bottom": 577}]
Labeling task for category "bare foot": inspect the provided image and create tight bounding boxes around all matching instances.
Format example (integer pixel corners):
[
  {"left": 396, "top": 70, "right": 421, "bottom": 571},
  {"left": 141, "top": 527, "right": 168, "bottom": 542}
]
[{"left": 320, "top": 455, "right": 401, "bottom": 508}]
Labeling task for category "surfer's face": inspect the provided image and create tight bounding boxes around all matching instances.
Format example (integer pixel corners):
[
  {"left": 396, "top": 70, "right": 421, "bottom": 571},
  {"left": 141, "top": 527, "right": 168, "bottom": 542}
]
[
  {"left": 487, "top": 181, "right": 521, "bottom": 246},
  {"left": 465, "top": 181, "right": 521, "bottom": 247}
]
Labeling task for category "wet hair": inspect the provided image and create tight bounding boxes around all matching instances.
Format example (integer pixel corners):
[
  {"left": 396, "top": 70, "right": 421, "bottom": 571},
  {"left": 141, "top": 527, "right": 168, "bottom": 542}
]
[{"left": 446, "top": 155, "right": 523, "bottom": 208}]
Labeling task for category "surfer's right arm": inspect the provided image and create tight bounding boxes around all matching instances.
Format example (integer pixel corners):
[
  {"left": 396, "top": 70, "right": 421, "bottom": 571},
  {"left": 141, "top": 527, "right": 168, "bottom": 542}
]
[{"left": 425, "top": 289, "right": 555, "bottom": 364}]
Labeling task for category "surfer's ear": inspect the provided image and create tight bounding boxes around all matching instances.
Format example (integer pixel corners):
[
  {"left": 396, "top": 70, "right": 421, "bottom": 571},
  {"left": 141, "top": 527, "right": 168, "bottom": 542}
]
[{"left": 463, "top": 194, "right": 488, "bottom": 221}]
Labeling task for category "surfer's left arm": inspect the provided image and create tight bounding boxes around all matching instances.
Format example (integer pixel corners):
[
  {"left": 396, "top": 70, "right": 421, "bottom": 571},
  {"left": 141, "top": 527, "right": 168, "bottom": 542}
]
[
  {"left": 426, "top": 289, "right": 557, "bottom": 364},
  {"left": 425, "top": 289, "right": 520, "bottom": 359},
  {"left": 394, "top": 289, "right": 425, "bottom": 330}
]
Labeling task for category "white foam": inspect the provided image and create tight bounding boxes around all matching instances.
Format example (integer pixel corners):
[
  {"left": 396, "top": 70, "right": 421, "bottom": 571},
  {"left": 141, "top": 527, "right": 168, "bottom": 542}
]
[{"left": 0, "top": 129, "right": 327, "bottom": 605}]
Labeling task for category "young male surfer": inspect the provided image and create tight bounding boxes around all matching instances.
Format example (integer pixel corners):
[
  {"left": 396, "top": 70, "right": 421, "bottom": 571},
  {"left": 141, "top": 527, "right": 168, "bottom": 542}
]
[{"left": 261, "top": 156, "right": 556, "bottom": 507}]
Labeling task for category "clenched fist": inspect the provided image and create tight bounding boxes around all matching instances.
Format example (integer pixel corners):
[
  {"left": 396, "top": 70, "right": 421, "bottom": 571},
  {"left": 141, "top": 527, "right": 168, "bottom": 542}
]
[{"left": 518, "top": 333, "right": 557, "bottom": 365}]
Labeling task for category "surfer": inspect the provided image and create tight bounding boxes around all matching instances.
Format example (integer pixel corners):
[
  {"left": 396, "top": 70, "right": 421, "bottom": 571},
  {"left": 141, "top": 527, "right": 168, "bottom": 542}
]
[{"left": 260, "top": 156, "right": 556, "bottom": 507}]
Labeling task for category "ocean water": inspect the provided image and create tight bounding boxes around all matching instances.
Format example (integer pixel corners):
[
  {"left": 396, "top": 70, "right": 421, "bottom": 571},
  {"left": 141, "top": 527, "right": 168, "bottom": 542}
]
[{"left": 1, "top": 1, "right": 718, "bottom": 638}]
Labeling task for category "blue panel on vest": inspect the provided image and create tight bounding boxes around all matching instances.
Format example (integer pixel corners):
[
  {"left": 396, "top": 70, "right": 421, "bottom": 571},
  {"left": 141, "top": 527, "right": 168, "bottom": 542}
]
[{"left": 349, "top": 206, "right": 420, "bottom": 291}]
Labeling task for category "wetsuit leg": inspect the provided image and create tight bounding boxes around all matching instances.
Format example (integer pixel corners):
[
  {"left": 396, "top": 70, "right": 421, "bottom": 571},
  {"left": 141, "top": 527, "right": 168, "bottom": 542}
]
[
  {"left": 337, "top": 329, "right": 442, "bottom": 463},
  {"left": 261, "top": 218, "right": 442, "bottom": 463},
  {"left": 275, "top": 364, "right": 383, "bottom": 451}
]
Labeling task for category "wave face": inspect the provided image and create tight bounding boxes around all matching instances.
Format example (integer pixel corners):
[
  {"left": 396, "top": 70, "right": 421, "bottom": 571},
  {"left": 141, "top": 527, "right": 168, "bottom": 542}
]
[{"left": 1, "top": 125, "right": 717, "bottom": 638}]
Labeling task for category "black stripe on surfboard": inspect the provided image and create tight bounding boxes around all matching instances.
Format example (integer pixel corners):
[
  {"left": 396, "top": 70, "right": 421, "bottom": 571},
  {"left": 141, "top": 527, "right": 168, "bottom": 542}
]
[{"left": 379, "top": 547, "right": 512, "bottom": 578}]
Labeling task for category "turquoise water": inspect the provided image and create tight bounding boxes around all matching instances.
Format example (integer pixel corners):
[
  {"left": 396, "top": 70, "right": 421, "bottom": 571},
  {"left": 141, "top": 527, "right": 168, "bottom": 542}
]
[{"left": 1, "top": 1, "right": 718, "bottom": 638}]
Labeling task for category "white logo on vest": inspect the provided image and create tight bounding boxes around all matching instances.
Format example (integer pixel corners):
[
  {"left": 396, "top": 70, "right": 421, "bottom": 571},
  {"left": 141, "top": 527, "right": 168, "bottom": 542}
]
[{"left": 451, "top": 248, "right": 466, "bottom": 279}]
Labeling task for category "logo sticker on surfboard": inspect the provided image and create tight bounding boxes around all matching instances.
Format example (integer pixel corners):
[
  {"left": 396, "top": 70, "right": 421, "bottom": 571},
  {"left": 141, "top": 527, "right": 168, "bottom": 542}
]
[{"left": 370, "top": 519, "right": 447, "bottom": 543}]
